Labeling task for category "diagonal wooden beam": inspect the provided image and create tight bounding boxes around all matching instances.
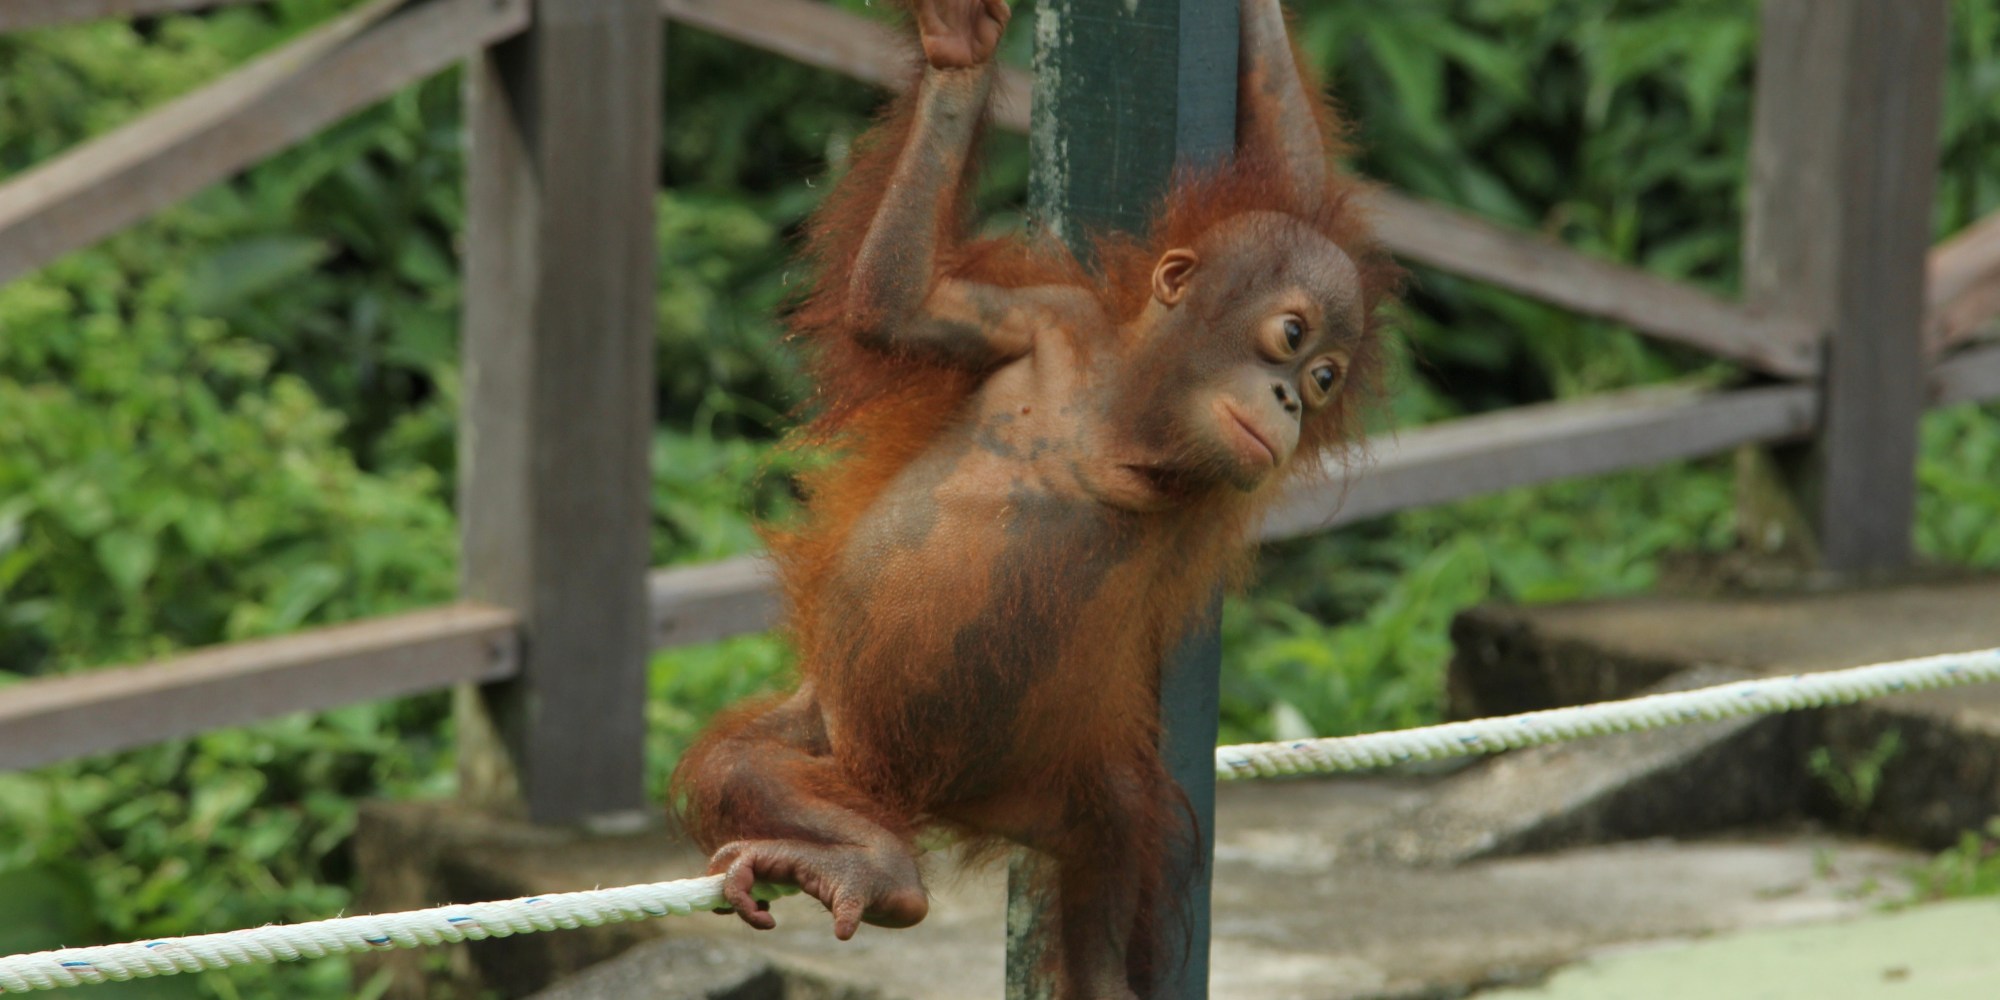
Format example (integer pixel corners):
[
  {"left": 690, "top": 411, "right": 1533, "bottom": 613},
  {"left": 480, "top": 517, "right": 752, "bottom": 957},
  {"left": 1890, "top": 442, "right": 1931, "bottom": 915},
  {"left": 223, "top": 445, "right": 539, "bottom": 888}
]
[
  {"left": 0, "top": 604, "right": 519, "bottom": 772},
  {"left": 1929, "top": 209, "right": 2000, "bottom": 351},
  {"left": 0, "top": 0, "right": 528, "bottom": 285},
  {"left": 1372, "top": 191, "right": 1821, "bottom": 377},
  {"left": 1934, "top": 342, "right": 2000, "bottom": 407},
  {"left": 0, "top": 0, "right": 273, "bottom": 32}
]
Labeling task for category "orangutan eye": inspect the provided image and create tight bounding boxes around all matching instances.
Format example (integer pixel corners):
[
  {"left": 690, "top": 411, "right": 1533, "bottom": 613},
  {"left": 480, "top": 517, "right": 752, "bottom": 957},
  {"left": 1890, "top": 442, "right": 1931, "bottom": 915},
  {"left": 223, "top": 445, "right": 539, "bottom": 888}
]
[
  {"left": 1282, "top": 317, "right": 1305, "bottom": 352},
  {"left": 1311, "top": 362, "right": 1342, "bottom": 394}
]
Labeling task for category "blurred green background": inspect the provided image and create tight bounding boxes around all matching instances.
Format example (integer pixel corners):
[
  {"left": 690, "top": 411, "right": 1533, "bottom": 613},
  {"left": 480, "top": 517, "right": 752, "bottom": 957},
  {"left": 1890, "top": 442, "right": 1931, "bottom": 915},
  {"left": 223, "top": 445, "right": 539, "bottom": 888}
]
[{"left": 0, "top": 0, "right": 1997, "bottom": 995}]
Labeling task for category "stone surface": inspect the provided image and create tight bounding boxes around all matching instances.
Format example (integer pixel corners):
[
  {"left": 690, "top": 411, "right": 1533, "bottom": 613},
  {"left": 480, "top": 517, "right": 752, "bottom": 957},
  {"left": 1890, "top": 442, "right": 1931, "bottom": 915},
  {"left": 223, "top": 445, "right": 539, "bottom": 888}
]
[
  {"left": 1473, "top": 896, "right": 2000, "bottom": 999},
  {"left": 1449, "top": 575, "right": 2000, "bottom": 715},
  {"left": 523, "top": 937, "right": 783, "bottom": 1000},
  {"left": 1449, "top": 575, "right": 2000, "bottom": 848},
  {"left": 1346, "top": 666, "right": 1817, "bottom": 865}
]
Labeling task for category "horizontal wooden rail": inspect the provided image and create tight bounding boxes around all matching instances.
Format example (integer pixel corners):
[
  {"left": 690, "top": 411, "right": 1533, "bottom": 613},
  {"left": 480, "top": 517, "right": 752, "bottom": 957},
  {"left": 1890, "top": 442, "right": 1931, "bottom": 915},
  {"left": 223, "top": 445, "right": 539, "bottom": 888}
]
[
  {"left": 650, "top": 555, "right": 780, "bottom": 649},
  {"left": 1262, "top": 382, "right": 1819, "bottom": 539},
  {"left": 661, "top": 0, "right": 1819, "bottom": 377},
  {"left": 0, "top": 0, "right": 528, "bottom": 285},
  {"left": 0, "top": 0, "right": 272, "bottom": 32},
  {"left": 0, "top": 603, "right": 518, "bottom": 772},
  {"left": 1934, "top": 343, "right": 2000, "bottom": 407},
  {"left": 1931, "top": 209, "right": 2000, "bottom": 351}
]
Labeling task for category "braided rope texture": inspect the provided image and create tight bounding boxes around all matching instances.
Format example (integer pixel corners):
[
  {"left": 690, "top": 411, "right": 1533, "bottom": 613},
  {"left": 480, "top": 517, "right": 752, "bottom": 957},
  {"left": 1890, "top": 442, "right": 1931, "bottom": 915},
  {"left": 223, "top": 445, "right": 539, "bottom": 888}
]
[
  {"left": 1, "top": 646, "right": 1993, "bottom": 991},
  {"left": 0, "top": 875, "right": 793, "bottom": 993},
  {"left": 1217, "top": 646, "right": 2000, "bottom": 779}
]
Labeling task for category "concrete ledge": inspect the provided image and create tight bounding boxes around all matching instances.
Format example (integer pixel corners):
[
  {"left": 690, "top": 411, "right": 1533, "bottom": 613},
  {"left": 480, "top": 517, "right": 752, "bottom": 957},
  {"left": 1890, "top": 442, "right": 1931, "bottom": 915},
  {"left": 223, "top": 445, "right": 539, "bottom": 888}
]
[
  {"left": 1350, "top": 667, "right": 1822, "bottom": 865},
  {"left": 1447, "top": 575, "right": 2000, "bottom": 849}
]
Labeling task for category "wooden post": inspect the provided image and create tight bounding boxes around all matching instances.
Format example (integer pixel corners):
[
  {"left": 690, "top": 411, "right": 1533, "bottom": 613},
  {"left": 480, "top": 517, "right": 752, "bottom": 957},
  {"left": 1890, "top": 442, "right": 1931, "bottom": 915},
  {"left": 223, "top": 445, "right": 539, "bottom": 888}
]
[
  {"left": 456, "top": 0, "right": 661, "bottom": 823},
  {"left": 1739, "top": 0, "right": 1948, "bottom": 574},
  {"left": 1005, "top": 2, "right": 1236, "bottom": 996}
]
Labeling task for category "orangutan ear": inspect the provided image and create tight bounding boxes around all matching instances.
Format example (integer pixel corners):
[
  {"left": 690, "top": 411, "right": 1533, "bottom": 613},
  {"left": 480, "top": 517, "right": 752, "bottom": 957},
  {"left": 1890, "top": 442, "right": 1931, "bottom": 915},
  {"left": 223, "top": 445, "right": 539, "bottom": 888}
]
[{"left": 1151, "top": 248, "right": 1200, "bottom": 306}]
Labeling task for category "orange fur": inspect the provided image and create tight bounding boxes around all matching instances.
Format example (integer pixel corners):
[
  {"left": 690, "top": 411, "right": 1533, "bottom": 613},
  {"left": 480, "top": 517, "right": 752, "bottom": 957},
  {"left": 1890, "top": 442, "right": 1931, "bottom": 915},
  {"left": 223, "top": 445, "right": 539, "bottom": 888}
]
[{"left": 673, "top": 14, "right": 1399, "bottom": 995}]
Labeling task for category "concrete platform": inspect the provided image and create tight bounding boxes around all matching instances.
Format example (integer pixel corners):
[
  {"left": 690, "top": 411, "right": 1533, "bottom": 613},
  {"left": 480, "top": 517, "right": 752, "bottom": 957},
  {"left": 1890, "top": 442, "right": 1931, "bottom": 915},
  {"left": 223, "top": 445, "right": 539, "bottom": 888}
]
[
  {"left": 359, "top": 787, "right": 1915, "bottom": 999},
  {"left": 1473, "top": 897, "right": 2000, "bottom": 999},
  {"left": 355, "top": 574, "right": 2000, "bottom": 998},
  {"left": 1449, "top": 575, "right": 2000, "bottom": 847}
]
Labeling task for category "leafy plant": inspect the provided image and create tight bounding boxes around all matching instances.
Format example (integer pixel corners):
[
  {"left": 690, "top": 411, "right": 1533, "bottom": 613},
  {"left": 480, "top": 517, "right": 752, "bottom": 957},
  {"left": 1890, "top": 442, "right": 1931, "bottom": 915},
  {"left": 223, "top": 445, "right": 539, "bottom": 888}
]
[
  {"left": 1808, "top": 730, "right": 1905, "bottom": 824},
  {"left": 1907, "top": 817, "right": 2000, "bottom": 903}
]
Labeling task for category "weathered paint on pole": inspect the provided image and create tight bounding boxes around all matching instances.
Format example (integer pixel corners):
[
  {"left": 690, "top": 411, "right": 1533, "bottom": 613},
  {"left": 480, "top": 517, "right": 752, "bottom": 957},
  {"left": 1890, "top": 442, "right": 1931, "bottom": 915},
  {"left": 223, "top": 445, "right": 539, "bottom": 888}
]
[{"left": 1008, "top": 1, "right": 1238, "bottom": 996}]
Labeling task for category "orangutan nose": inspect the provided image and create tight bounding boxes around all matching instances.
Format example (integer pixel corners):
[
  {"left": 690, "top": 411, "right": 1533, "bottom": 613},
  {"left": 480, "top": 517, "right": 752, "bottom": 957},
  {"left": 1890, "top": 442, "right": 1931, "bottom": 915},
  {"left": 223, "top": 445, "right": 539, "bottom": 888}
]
[{"left": 1272, "top": 381, "right": 1300, "bottom": 416}]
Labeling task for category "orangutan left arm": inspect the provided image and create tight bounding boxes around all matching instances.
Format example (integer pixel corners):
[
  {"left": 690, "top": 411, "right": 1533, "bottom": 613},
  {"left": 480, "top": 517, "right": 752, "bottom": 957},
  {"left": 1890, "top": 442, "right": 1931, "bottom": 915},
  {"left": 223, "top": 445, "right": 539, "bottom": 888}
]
[{"left": 1238, "top": 0, "right": 1334, "bottom": 204}]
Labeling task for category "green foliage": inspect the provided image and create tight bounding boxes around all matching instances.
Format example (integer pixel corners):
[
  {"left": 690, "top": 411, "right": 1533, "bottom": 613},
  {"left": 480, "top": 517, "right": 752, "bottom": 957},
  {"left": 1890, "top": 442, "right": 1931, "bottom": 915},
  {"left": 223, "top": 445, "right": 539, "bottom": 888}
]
[
  {"left": 647, "top": 634, "right": 795, "bottom": 794},
  {"left": 0, "top": 262, "right": 458, "bottom": 669},
  {"left": 1223, "top": 456, "right": 1738, "bottom": 741},
  {"left": 0, "top": 222, "right": 456, "bottom": 997},
  {"left": 1808, "top": 730, "right": 1905, "bottom": 824},
  {"left": 0, "top": 6, "right": 459, "bottom": 994},
  {"left": 1223, "top": 536, "right": 1489, "bottom": 743},
  {"left": 1907, "top": 817, "right": 2000, "bottom": 904},
  {"left": 0, "top": 705, "right": 450, "bottom": 997},
  {"left": 1917, "top": 403, "right": 2000, "bottom": 569}
]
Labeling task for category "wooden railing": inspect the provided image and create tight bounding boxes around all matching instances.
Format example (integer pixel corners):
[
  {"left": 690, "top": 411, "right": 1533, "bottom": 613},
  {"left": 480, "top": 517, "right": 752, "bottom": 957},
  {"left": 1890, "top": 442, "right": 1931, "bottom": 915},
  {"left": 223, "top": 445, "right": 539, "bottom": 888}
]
[{"left": 0, "top": 0, "right": 1996, "bottom": 821}]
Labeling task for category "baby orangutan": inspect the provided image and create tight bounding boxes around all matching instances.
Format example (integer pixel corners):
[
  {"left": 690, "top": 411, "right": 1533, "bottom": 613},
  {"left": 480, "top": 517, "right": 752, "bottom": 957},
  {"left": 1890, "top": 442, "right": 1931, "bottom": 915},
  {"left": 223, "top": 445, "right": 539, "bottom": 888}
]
[{"left": 672, "top": 0, "right": 1397, "bottom": 994}]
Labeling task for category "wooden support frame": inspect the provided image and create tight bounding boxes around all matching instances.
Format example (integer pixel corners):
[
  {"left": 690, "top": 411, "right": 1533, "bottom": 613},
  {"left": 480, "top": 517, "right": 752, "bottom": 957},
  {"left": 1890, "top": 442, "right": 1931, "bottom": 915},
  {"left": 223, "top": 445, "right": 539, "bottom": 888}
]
[
  {"left": 1740, "top": 0, "right": 1950, "bottom": 573},
  {"left": 0, "top": 0, "right": 527, "bottom": 286},
  {"left": 456, "top": 0, "right": 662, "bottom": 824},
  {"left": 0, "top": 0, "right": 273, "bottom": 32},
  {"left": 0, "top": 605, "right": 518, "bottom": 772}
]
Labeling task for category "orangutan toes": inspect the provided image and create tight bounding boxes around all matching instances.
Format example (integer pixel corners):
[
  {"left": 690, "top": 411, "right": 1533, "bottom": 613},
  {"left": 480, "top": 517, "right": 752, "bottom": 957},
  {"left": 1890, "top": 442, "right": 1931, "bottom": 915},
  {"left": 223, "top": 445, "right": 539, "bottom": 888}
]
[{"left": 711, "top": 839, "right": 929, "bottom": 940}]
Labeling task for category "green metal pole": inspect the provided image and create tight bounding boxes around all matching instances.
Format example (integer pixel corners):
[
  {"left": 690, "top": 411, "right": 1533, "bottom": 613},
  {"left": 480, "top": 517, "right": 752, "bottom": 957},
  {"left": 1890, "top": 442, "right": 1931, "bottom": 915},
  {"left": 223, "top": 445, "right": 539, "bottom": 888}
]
[{"left": 1006, "top": 1, "right": 1237, "bottom": 995}]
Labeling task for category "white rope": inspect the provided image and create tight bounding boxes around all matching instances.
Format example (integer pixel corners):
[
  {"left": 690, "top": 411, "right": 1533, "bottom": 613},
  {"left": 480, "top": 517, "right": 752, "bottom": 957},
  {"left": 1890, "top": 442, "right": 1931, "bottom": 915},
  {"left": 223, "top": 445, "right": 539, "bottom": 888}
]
[
  {"left": 4, "top": 645, "right": 1995, "bottom": 992},
  {"left": 0, "top": 875, "right": 793, "bottom": 993},
  {"left": 1216, "top": 645, "right": 2000, "bottom": 779}
]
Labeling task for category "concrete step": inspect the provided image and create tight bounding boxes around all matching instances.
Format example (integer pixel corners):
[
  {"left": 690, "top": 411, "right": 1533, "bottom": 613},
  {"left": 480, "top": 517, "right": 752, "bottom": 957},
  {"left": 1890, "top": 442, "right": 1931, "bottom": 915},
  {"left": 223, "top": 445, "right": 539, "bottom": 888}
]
[{"left": 1448, "top": 575, "right": 2000, "bottom": 848}]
